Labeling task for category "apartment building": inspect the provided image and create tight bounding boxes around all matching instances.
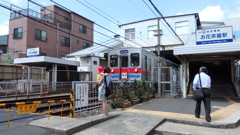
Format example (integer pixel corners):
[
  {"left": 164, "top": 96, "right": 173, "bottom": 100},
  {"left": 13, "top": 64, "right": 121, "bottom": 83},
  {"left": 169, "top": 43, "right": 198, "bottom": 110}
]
[
  {"left": 7, "top": 5, "right": 93, "bottom": 59},
  {"left": 0, "top": 5, "right": 94, "bottom": 80}
]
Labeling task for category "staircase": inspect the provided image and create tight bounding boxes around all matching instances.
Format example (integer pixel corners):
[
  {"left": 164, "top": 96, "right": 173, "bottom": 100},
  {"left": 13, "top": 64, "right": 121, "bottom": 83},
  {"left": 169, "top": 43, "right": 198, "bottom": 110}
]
[
  {"left": 187, "top": 82, "right": 237, "bottom": 98},
  {"left": 210, "top": 83, "right": 236, "bottom": 97}
]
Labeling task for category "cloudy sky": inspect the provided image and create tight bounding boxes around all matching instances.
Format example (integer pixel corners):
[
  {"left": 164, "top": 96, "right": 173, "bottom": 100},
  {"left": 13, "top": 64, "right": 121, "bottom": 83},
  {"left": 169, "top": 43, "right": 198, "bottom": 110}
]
[{"left": 0, "top": 0, "right": 240, "bottom": 41}]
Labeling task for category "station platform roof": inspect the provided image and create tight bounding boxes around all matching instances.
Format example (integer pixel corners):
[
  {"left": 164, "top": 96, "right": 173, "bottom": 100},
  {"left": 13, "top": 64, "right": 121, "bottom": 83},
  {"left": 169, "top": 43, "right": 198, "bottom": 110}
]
[{"left": 14, "top": 56, "right": 79, "bottom": 67}]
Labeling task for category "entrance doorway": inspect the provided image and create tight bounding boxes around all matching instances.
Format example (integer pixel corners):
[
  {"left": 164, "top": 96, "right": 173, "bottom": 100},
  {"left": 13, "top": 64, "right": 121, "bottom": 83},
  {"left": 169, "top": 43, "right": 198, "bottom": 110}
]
[{"left": 189, "top": 60, "right": 236, "bottom": 97}]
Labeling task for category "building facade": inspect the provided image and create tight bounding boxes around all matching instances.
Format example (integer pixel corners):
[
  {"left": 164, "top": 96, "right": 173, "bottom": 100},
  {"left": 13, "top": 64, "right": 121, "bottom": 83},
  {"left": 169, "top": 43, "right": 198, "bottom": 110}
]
[
  {"left": 119, "top": 13, "right": 240, "bottom": 98},
  {"left": 8, "top": 5, "right": 94, "bottom": 59},
  {"left": 0, "top": 5, "right": 94, "bottom": 80}
]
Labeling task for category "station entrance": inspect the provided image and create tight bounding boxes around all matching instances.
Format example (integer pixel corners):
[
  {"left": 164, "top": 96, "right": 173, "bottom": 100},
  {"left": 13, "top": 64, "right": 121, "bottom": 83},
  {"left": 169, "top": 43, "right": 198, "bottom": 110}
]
[{"left": 189, "top": 60, "right": 236, "bottom": 97}]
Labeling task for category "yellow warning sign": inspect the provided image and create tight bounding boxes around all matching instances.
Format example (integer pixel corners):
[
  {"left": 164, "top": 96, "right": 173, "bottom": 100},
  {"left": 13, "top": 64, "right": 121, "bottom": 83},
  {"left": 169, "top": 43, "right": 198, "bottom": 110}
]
[{"left": 18, "top": 104, "right": 38, "bottom": 114}]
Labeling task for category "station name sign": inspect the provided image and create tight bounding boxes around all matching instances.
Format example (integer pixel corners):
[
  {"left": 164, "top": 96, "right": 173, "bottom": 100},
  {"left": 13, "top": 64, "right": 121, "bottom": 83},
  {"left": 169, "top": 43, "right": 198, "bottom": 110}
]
[
  {"left": 196, "top": 26, "right": 233, "bottom": 45},
  {"left": 27, "top": 47, "right": 40, "bottom": 57}
]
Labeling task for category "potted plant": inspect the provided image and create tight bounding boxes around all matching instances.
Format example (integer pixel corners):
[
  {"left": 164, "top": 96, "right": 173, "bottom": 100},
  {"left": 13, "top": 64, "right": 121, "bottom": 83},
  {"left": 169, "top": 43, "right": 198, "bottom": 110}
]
[
  {"left": 141, "top": 92, "right": 150, "bottom": 102},
  {"left": 118, "top": 99, "right": 131, "bottom": 108},
  {"left": 130, "top": 91, "right": 140, "bottom": 105}
]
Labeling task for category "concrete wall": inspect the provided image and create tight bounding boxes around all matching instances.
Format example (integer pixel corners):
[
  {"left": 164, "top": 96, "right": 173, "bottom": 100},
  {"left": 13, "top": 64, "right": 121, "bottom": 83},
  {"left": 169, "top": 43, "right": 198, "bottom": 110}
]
[{"left": 120, "top": 14, "right": 198, "bottom": 49}]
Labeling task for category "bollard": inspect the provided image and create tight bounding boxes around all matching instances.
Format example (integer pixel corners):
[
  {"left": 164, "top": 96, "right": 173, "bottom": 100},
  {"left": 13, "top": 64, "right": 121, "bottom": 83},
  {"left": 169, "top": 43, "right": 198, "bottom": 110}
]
[
  {"left": 7, "top": 107, "right": 11, "bottom": 128},
  {"left": 70, "top": 89, "right": 75, "bottom": 118}
]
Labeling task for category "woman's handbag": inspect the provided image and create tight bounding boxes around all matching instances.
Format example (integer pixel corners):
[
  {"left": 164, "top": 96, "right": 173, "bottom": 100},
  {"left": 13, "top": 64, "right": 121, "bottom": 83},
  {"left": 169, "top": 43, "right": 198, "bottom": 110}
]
[{"left": 193, "top": 74, "right": 204, "bottom": 101}]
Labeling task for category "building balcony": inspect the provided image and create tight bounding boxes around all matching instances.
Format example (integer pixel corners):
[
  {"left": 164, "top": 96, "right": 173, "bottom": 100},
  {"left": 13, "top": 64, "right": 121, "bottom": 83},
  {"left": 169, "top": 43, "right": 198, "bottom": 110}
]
[{"left": 10, "top": 9, "right": 71, "bottom": 30}]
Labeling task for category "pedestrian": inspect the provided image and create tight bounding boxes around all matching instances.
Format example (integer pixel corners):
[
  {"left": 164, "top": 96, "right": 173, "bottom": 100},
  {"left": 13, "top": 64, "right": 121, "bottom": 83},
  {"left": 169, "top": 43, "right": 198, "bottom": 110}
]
[
  {"left": 193, "top": 66, "right": 211, "bottom": 122},
  {"left": 98, "top": 66, "right": 111, "bottom": 117}
]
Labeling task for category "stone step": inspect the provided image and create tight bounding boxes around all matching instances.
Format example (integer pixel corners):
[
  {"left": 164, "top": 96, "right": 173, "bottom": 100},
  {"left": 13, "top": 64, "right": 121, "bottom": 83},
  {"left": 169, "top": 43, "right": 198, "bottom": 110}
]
[{"left": 154, "top": 121, "right": 240, "bottom": 135}]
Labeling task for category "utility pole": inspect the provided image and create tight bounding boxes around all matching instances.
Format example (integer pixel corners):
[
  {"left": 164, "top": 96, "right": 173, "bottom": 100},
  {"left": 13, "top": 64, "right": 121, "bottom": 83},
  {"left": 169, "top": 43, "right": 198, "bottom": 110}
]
[
  {"left": 157, "top": 17, "right": 161, "bottom": 97},
  {"left": 156, "top": 17, "right": 162, "bottom": 97}
]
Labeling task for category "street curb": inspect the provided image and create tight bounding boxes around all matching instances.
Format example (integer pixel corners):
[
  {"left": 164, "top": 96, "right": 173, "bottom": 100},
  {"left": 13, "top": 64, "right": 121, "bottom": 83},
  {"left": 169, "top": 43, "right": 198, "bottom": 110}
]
[
  {"left": 29, "top": 112, "right": 122, "bottom": 135},
  {"left": 62, "top": 114, "right": 120, "bottom": 135},
  {"left": 165, "top": 117, "right": 240, "bottom": 128}
]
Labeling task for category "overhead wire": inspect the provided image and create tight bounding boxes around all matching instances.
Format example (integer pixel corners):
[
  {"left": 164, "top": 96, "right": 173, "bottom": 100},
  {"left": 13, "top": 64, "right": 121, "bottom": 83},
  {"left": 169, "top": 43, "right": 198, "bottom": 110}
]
[
  {"left": 0, "top": 9, "right": 83, "bottom": 54},
  {"left": 28, "top": 0, "right": 117, "bottom": 47},
  {"left": 129, "top": 0, "right": 148, "bottom": 19},
  {"left": 0, "top": 2, "right": 115, "bottom": 50},
  {"left": 74, "top": 0, "right": 153, "bottom": 47},
  {"left": 142, "top": 0, "right": 179, "bottom": 45},
  {"left": 50, "top": 0, "right": 148, "bottom": 48},
  {"left": 148, "top": 0, "right": 184, "bottom": 44}
]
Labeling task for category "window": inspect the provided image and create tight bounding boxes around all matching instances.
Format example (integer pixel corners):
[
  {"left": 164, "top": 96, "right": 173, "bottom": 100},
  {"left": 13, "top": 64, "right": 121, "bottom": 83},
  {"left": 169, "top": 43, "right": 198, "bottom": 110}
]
[
  {"left": 125, "top": 28, "right": 135, "bottom": 40},
  {"left": 77, "top": 40, "right": 79, "bottom": 44},
  {"left": 121, "top": 56, "right": 128, "bottom": 68},
  {"left": 83, "top": 42, "right": 90, "bottom": 49},
  {"left": 42, "top": 13, "right": 52, "bottom": 22},
  {"left": 175, "top": 21, "right": 189, "bottom": 35},
  {"left": 148, "top": 58, "right": 151, "bottom": 72},
  {"left": 148, "top": 25, "right": 157, "bottom": 38},
  {"left": 131, "top": 53, "right": 139, "bottom": 67},
  {"left": 13, "top": 27, "right": 22, "bottom": 39},
  {"left": 110, "top": 55, "right": 118, "bottom": 67},
  {"left": 64, "top": 16, "right": 68, "bottom": 21},
  {"left": 93, "top": 61, "right": 97, "bottom": 65},
  {"left": 80, "top": 24, "right": 87, "bottom": 34},
  {"left": 61, "top": 36, "right": 70, "bottom": 47},
  {"left": 35, "top": 29, "right": 47, "bottom": 41}
]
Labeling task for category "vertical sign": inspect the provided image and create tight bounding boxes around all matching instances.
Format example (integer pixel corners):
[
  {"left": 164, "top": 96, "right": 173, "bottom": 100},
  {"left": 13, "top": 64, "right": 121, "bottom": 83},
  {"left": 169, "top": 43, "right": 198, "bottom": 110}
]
[{"left": 75, "top": 83, "right": 88, "bottom": 108}]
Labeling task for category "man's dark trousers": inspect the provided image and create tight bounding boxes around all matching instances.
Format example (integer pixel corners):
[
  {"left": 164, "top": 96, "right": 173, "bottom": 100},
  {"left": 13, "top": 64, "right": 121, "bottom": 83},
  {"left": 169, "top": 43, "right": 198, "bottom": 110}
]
[{"left": 195, "top": 88, "right": 211, "bottom": 122}]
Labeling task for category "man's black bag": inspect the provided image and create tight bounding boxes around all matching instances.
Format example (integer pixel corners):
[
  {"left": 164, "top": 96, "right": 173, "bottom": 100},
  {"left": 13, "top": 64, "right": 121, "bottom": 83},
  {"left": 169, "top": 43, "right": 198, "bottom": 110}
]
[
  {"left": 104, "top": 76, "right": 111, "bottom": 97},
  {"left": 193, "top": 73, "right": 204, "bottom": 101},
  {"left": 193, "top": 88, "right": 203, "bottom": 101}
]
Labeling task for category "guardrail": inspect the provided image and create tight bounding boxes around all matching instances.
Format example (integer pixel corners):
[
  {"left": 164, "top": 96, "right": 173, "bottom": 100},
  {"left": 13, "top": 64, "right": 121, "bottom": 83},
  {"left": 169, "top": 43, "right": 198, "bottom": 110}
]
[
  {"left": 0, "top": 97, "right": 78, "bottom": 128},
  {"left": 0, "top": 81, "right": 71, "bottom": 99}
]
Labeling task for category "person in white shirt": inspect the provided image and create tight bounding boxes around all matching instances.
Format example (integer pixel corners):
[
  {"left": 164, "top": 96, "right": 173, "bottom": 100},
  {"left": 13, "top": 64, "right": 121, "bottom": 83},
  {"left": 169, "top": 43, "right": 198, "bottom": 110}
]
[{"left": 193, "top": 66, "right": 211, "bottom": 122}]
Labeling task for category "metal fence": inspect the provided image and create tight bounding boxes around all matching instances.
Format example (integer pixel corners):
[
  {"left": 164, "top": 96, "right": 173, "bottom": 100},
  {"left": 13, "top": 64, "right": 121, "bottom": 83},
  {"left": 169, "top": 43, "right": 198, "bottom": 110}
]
[
  {"left": 0, "top": 81, "right": 71, "bottom": 99},
  {"left": 72, "top": 80, "right": 152, "bottom": 118}
]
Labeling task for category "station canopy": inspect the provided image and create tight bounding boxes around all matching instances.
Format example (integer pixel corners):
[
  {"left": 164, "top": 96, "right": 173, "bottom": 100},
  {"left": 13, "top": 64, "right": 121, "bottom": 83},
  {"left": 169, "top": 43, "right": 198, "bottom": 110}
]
[{"left": 14, "top": 56, "right": 79, "bottom": 67}]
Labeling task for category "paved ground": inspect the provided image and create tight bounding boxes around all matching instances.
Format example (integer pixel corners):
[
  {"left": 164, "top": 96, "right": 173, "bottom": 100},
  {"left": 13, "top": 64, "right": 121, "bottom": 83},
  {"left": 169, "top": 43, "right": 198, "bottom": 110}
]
[{"left": 0, "top": 97, "right": 240, "bottom": 135}]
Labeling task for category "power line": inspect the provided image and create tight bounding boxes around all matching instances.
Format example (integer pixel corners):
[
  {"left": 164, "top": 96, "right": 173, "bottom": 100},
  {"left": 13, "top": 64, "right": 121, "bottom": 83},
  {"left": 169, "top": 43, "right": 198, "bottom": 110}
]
[
  {"left": 28, "top": 0, "right": 115, "bottom": 45},
  {"left": 75, "top": 0, "right": 119, "bottom": 26},
  {"left": 142, "top": 0, "right": 158, "bottom": 17},
  {"left": 77, "top": 0, "right": 154, "bottom": 47},
  {"left": 148, "top": 0, "right": 184, "bottom": 44},
  {"left": 129, "top": 0, "right": 148, "bottom": 18},
  {"left": 82, "top": 0, "right": 119, "bottom": 24},
  {"left": 50, "top": 0, "right": 148, "bottom": 48},
  {"left": 0, "top": 3, "right": 114, "bottom": 50},
  {"left": 142, "top": 0, "right": 180, "bottom": 44}
]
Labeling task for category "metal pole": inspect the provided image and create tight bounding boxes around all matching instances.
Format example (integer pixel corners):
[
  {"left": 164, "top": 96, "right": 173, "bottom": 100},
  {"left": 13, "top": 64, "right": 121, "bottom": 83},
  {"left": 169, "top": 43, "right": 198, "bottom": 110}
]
[
  {"left": 56, "top": 23, "right": 59, "bottom": 58},
  {"left": 157, "top": 17, "right": 161, "bottom": 97}
]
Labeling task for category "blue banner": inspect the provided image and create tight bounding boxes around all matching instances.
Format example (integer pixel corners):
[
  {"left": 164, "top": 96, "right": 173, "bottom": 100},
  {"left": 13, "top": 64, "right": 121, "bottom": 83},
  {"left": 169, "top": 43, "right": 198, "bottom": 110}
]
[{"left": 196, "top": 39, "right": 233, "bottom": 45}]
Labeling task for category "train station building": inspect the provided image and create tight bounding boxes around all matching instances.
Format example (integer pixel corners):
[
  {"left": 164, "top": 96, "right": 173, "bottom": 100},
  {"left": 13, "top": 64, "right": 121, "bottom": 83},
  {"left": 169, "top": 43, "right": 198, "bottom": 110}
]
[{"left": 119, "top": 13, "right": 240, "bottom": 98}]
